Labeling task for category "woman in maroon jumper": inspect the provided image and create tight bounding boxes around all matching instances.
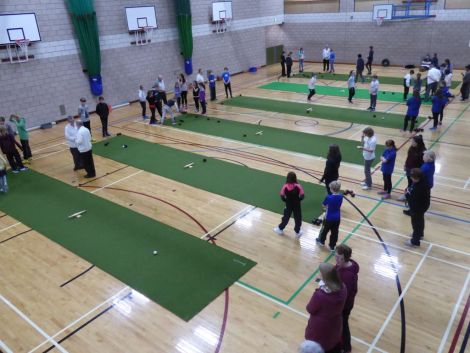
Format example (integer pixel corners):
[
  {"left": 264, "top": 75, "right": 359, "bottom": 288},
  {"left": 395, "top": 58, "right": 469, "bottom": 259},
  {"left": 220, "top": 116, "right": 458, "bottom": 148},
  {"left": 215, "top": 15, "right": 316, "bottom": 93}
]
[
  {"left": 305, "top": 263, "right": 347, "bottom": 353},
  {"left": 335, "top": 244, "right": 359, "bottom": 353}
]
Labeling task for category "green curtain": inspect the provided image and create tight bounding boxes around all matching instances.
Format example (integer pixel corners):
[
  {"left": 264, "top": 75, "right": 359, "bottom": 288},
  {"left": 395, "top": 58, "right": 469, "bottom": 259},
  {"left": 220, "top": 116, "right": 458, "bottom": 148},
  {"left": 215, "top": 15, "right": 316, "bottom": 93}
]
[
  {"left": 65, "top": 0, "right": 101, "bottom": 77},
  {"left": 175, "top": 0, "right": 193, "bottom": 61}
]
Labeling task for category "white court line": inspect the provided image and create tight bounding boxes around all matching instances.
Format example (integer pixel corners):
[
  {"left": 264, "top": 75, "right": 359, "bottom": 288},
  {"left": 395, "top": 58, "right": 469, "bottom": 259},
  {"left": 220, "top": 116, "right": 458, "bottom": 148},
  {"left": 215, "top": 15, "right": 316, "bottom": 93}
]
[
  {"left": 437, "top": 271, "right": 470, "bottom": 353},
  {"left": 341, "top": 217, "right": 470, "bottom": 257},
  {"left": 0, "top": 222, "right": 21, "bottom": 234},
  {"left": 32, "top": 148, "right": 69, "bottom": 161},
  {"left": 0, "top": 340, "right": 14, "bottom": 353},
  {"left": 0, "top": 294, "right": 69, "bottom": 353},
  {"left": 464, "top": 177, "right": 470, "bottom": 189},
  {"left": 234, "top": 282, "right": 388, "bottom": 353},
  {"left": 367, "top": 244, "right": 433, "bottom": 353},
  {"left": 200, "top": 205, "right": 255, "bottom": 239},
  {"left": 32, "top": 142, "right": 68, "bottom": 154},
  {"left": 28, "top": 286, "right": 131, "bottom": 353},
  {"left": 90, "top": 170, "right": 143, "bottom": 194}
]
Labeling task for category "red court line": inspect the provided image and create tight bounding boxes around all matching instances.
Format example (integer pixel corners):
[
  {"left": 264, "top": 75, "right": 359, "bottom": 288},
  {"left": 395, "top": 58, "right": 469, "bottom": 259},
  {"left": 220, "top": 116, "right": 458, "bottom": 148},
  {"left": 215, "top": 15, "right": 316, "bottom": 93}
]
[{"left": 448, "top": 291, "right": 470, "bottom": 353}]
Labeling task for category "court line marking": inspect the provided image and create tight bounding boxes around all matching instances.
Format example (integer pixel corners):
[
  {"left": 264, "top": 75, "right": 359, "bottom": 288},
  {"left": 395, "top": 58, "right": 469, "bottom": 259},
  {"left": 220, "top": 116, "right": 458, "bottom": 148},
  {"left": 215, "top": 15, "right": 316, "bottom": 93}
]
[
  {"left": 367, "top": 244, "right": 433, "bottom": 353},
  {"left": 0, "top": 222, "right": 21, "bottom": 234},
  {"left": 90, "top": 170, "right": 143, "bottom": 194},
  {"left": 234, "top": 281, "right": 388, "bottom": 353},
  {"left": 32, "top": 148, "right": 69, "bottom": 161},
  {"left": 0, "top": 294, "right": 69, "bottom": 353},
  {"left": 200, "top": 205, "right": 255, "bottom": 239},
  {"left": 341, "top": 217, "right": 470, "bottom": 258},
  {"left": 32, "top": 142, "right": 68, "bottom": 154},
  {"left": 437, "top": 271, "right": 470, "bottom": 353},
  {"left": 464, "top": 177, "right": 470, "bottom": 190},
  {"left": 0, "top": 340, "right": 14, "bottom": 353},
  {"left": 27, "top": 286, "right": 131, "bottom": 353}
]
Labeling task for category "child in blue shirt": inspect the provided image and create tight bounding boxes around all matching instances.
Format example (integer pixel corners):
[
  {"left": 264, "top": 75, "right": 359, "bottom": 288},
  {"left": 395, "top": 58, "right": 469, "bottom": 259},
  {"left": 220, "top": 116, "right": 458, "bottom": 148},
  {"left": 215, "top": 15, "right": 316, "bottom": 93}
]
[
  {"left": 316, "top": 181, "right": 343, "bottom": 251},
  {"left": 329, "top": 49, "right": 336, "bottom": 73},
  {"left": 208, "top": 70, "right": 216, "bottom": 101},
  {"left": 378, "top": 140, "right": 397, "bottom": 199},
  {"left": 403, "top": 90, "right": 421, "bottom": 133},
  {"left": 222, "top": 67, "right": 233, "bottom": 98},
  {"left": 430, "top": 90, "right": 444, "bottom": 130},
  {"left": 421, "top": 150, "right": 435, "bottom": 189}
]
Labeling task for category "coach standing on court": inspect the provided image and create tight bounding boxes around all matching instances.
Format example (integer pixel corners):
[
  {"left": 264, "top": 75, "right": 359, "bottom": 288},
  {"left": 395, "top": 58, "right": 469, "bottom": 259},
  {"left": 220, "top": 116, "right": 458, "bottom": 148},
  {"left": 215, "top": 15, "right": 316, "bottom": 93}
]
[
  {"left": 64, "top": 116, "right": 82, "bottom": 171},
  {"left": 75, "top": 120, "right": 96, "bottom": 178},
  {"left": 366, "top": 46, "right": 374, "bottom": 75}
]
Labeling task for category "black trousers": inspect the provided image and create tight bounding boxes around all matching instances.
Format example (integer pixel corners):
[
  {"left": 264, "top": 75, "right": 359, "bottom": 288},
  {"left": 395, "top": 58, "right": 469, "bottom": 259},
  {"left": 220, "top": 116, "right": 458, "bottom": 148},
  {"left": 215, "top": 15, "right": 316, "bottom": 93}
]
[
  {"left": 403, "top": 85, "right": 410, "bottom": 101},
  {"left": 439, "top": 106, "right": 445, "bottom": 123},
  {"left": 383, "top": 173, "right": 392, "bottom": 193},
  {"left": 355, "top": 70, "right": 364, "bottom": 83},
  {"left": 99, "top": 115, "right": 108, "bottom": 136},
  {"left": 432, "top": 111, "right": 439, "bottom": 128},
  {"left": 461, "top": 83, "right": 469, "bottom": 100},
  {"left": 366, "top": 61, "right": 372, "bottom": 74},
  {"left": 325, "top": 343, "right": 341, "bottom": 353},
  {"left": 324, "top": 177, "right": 337, "bottom": 195},
  {"left": 139, "top": 101, "right": 146, "bottom": 117},
  {"left": 200, "top": 100, "right": 207, "bottom": 114},
  {"left": 425, "top": 81, "right": 438, "bottom": 99},
  {"left": 83, "top": 121, "right": 91, "bottom": 135},
  {"left": 6, "top": 150, "right": 24, "bottom": 171},
  {"left": 20, "top": 139, "right": 32, "bottom": 159},
  {"left": 323, "top": 59, "right": 329, "bottom": 71},
  {"left": 410, "top": 210, "right": 425, "bottom": 245},
  {"left": 160, "top": 91, "right": 168, "bottom": 104},
  {"left": 176, "top": 97, "right": 181, "bottom": 109},
  {"left": 80, "top": 150, "right": 96, "bottom": 177},
  {"left": 308, "top": 89, "right": 316, "bottom": 100},
  {"left": 403, "top": 115, "right": 417, "bottom": 132},
  {"left": 348, "top": 87, "right": 355, "bottom": 102},
  {"left": 318, "top": 219, "right": 340, "bottom": 248},
  {"left": 279, "top": 205, "right": 302, "bottom": 233},
  {"left": 70, "top": 147, "right": 82, "bottom": 170},
  {"left": 224, "top": 83, "right": 232, "bottom": 98},
  {"left": 370, "top": 94, "right": 377, "bottom": 109},
  {"left": 149, "top": 107, "right": 157, "bottom": 124},
  {"left": 281, "top": 62, "right": 286, "bottom": 76},
  {"left": 286, "top": 65, "right": 292, "bottom": 78},
  {"left": 193, "top": 97, "right": 200, "bottom": 111},
  {"left": 405, "top": 169, "right": 412, "bottom": 189},
  {"left": 156, "top": 100, "right": 163, "bottom": 117},
  {"left": 210, "top": 86, "right": 216, "bottom": 101},
  {"left": 342, "top": 311, "right": 352, "bottom": 352},
  {"left": 181, "top": 91, "right": 188, "bottom": 107}
]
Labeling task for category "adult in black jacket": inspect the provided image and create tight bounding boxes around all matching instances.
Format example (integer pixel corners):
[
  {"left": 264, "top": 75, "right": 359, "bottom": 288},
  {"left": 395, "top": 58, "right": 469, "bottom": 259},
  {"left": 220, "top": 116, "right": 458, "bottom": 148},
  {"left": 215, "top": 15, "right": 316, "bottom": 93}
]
[
  {"left": 281, "top": 51, "right": 286, "bottom": 77},
  {"left": 146, "top": 90, "right": 157, "bottom": 125},
  {"left": 460, "top": 65, "right": 470, "bottom": 101},
  {"left": 95, "top": 96, "right": 110, "bottom": 137},
  {"left": 356, "top": 54, "right": 365, "bottom": 83},
  {"left": 320, "top": 144, "right": 342, "bottom": 195},
  {"left": 404, "top": 168, "right": 430, "bottom": 247},
  {"left": 286, "top": 52, "right": 293, "bottom": 78},
  {"left": 366, "top": 46, "right": 374, "bottom": 75}
]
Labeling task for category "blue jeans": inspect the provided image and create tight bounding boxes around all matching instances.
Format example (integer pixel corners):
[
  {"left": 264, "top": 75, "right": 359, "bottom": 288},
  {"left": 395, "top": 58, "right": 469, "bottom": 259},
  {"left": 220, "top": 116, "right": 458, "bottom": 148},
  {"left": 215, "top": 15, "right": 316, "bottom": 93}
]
[
  {"left": 0, "top": 175, "right": 8, "bottom": 193},
  {"left": 364, "top": 158, "right": 375, "bottom": 187}
]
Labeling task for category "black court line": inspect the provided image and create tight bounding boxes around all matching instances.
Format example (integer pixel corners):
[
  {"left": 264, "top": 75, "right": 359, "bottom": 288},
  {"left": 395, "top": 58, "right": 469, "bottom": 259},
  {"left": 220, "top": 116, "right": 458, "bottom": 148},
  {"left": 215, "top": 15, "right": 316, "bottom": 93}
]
[
  {"left": 460, "top": 320, "right": 470, "bottom": 353},
  {"left": 78, "top": 165, "right": 129, "bottom": 187},
  {"left": 60, "top": 265, "right": 95, "bottom": 288},
  {"left": 41, "top": 292, "right": 132, "bottom": 353},
  {"left": 207, "top": 206, "right": 257, "bottom": 242},
  {"left": 0, "top": 229, "right": 33, "bottom": 245}
]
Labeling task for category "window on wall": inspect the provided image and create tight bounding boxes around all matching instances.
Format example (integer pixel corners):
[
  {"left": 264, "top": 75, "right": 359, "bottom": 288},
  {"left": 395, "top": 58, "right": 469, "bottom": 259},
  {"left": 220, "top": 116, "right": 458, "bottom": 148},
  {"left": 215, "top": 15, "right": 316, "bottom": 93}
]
[
  {"left": 355, "top": 0, "right": 439, "bottom": 12},
  {"left": 445, "top": 0, "right": 470, "bottom": 9},
  {"left": 284, "top": 0, "right": 340, "bottom": 14}
]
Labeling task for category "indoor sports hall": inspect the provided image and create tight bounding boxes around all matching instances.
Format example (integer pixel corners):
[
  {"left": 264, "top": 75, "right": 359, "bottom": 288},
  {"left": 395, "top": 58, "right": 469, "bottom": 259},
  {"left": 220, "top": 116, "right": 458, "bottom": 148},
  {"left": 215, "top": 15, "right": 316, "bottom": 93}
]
[{"left": 0, "top": 1, "right": 469, "bottom": 353}]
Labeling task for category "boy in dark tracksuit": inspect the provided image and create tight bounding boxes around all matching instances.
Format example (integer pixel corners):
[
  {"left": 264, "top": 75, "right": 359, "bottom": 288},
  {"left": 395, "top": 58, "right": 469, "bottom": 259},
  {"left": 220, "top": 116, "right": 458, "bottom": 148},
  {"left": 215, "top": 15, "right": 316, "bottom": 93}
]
[
  {"left": 95, "top": 96, "right": 110, "bottom": 137},
  {"left": 404, "top": 168, "right": 430, "bottom": 247},
  {"left": 316, "top": 181, "right": 343, "bottom": 251},
  {"left": 273, "top": 172, "right": 304, "bottom": 238},
  {"left": 286, "top": 52, "right": 293, "bottom": 78},
  {"left": 281, "top": 51, "right": 286, "bottom": 77},
  {"left": 356, "top": 54, "right": 365, "bottom": 83},
  {"left": 192, "top": 82, "right": 200, "bottom": 112}
]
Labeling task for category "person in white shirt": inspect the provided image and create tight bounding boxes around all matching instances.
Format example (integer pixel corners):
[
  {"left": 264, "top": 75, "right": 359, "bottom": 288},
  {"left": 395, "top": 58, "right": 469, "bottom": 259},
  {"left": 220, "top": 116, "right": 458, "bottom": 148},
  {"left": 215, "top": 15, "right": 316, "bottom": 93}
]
[
  {"left": 154, "top": 75, "right": 167, "bottom": 104},
  {"left": 358, "top": 127, "right": 377, "bottom": 190},
  {"left": 75, "top": 120, "right": 95, "bottom": 178},
  {"left": 403, "top": 70, "right": 414, "bottom": 101},
  {"left": 322, "top": 45, "right": 331, "bottom": 72},
  {"left": 196, "top": 69, "right": 205, "bottom": 85},
  {"left": 78, "top": 98, "right": 91, "bottom": 132},
  {"left": 347, "top": 70, "right": 356, "bottom": 103},
  {"left": 138, "top": 85, "right": 147, "bottom": 120},
  {"left": 444, "top": 69, "right": 453, "bottom": 90},
  {"left": 298, "top": 47, "right": 305, "bottom": 73},
  {"left": 424, "top": 66, "right": 441, "bottom": 100},
  {"left": 307, "top": 73, "right": 316, "bottom": 101},
  {"left": 64, "top": 116, "right": 83, "bottom": 171},
  {"left": 367, "top": 75, "right": 379, "bottom": 111}
]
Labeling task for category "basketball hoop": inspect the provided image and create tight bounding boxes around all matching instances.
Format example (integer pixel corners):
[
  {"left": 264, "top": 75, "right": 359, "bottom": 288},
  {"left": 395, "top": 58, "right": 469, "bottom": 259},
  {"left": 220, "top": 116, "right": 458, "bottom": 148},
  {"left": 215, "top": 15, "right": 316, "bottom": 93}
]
[
  {"left": 376, "top": 16, "right": 385, "bottom": 26},
  {"left": 7, "top": 39, "right": 30, "bottom": 63},
  {"left": 214, "top": 16, "right": 231, "bottom": 34},
  {"left": 134, "top": 26, "right": 154, "bottom": 46}
]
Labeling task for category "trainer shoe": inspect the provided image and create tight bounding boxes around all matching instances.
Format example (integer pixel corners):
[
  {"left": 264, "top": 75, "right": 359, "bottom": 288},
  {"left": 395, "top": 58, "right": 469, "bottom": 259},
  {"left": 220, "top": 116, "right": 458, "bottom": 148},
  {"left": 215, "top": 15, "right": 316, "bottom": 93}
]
[
  {"left": 315, "top": 238, "right": 325, "bottom": 246},
  {"left": 397, "top": 194, "right": 407, "bottom": 201},
  {"left": 19, "top": 167, "right": 28, "bottom": 171},
  {"left": 273, "top": 227, "right": 284, "bottom": 236},
  {"left": 382, "top": 193, "right": 391, "bottom": 199},
  {"left": 362, "top": 185, "right": 371, "bottom": 190},
  {"left": 12, "top": 170, "right": 19, "bottom": 174},
  {"left": 295, "top": 230, "right": 304, "bottom": 239},
  {"left": 403, "top": 209, "right": 411, "bottom": 216},
  {"left": 377, "top": 190, "right": 387, "bottom": 195},
  {"left": 429, "top": 127, "right": 437, "bottom": 131},
  {"left": 328, "top": 245, "right": 335, "bottom": 252},
  {"left": 404, "top": 240, "right": 419, "bottom": 247},
  {"left": 360, "top": 181, "right": 367, "bottom": 186}
]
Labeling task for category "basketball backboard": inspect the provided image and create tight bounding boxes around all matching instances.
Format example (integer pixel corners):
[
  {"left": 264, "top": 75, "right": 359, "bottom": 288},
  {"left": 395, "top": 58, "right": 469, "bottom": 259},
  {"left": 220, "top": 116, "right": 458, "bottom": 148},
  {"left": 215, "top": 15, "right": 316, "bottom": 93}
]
[
  {"left": 125, "top": 6, "right": 157, "bottom": 31},
  {"left": 0, "top": 13, "right": 41, "bottom": 45},
  {"left": 372, "top": 4, "right": 393, "bottom": 21},
  {"left": 212, "top": 2, "right": 232, "bottom": 22}
]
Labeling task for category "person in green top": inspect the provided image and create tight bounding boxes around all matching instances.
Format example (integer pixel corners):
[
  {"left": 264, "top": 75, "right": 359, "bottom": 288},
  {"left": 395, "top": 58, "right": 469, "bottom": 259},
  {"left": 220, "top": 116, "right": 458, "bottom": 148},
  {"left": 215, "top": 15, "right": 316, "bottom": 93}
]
[{"left": 10, "top": 114, "right": 32, "bottom": 161}]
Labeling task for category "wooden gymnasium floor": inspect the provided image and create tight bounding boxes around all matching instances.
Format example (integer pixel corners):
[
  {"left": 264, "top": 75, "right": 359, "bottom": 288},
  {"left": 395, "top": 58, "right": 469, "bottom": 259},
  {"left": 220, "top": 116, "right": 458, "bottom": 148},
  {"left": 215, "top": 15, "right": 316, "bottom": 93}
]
[{"left": 1, "top": 63, "right": 470, "bottom": 353}]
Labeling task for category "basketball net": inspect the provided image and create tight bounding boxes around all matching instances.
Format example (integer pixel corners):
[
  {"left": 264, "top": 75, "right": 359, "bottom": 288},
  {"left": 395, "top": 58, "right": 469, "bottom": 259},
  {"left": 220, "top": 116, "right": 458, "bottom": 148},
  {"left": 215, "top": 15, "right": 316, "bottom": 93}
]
[
  {"left": 7, "top": 39, "right": 30, "bottom": 63},
  {"left": 216, "top": 16, "right": 231, "bottom": 34},
  {"left": 135, "top": 27, "right": 154, "bottom": 46},
  {"left": 376, "top": 16, "right": 384, "bottom": 26}
]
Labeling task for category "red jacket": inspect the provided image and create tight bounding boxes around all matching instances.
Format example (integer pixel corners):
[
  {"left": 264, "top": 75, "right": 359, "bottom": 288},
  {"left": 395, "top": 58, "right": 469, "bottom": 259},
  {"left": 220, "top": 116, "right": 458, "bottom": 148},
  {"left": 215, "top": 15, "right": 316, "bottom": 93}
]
[
  {"left": 336, "top": 260, "right": 359, "bottom": 314},
  {"left": 305, "top": 284, "right": 347, "bottom": 351}
]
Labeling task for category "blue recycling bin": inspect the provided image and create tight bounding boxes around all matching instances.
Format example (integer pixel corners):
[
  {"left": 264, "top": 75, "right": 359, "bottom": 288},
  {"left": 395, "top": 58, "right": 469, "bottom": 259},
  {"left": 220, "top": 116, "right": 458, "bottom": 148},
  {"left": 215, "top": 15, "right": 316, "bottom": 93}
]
[
  {"left": 89, "top": 74, "right": 103, "bottom": 96},
  {"left": 184, "top": 58, "right": 193, "bottom": 75}
]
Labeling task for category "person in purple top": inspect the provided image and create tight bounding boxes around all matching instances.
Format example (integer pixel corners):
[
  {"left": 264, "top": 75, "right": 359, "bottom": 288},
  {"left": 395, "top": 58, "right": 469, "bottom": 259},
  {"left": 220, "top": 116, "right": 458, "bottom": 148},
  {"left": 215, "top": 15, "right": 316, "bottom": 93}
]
[
  {"left": 402, "top": 90, "right": 421, "bottom": 133},
  {"left": 316, "top": 181, "right": 343, "bottom": 251},
  {"left": 305, "top": 263, "right": 347, "bottom": 353},
  {"left": 335, "top": 244, "right": 359, "bottom": 353},
  {"left": 198, "top": 82, "right": 207, "bottom": 115},
  {"left": 378, "top": 139, "right": 396, "bottom": 199}
]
